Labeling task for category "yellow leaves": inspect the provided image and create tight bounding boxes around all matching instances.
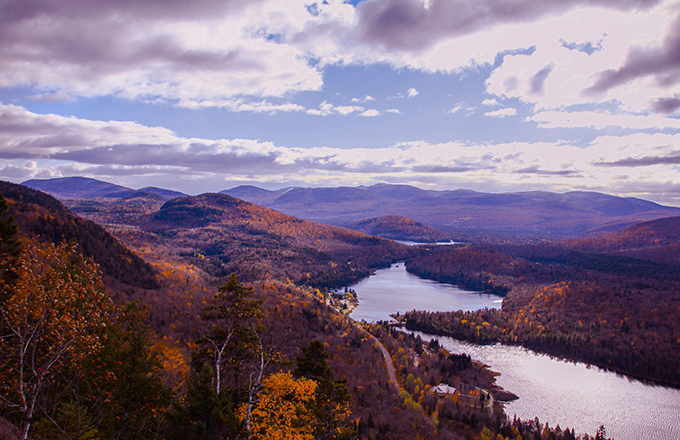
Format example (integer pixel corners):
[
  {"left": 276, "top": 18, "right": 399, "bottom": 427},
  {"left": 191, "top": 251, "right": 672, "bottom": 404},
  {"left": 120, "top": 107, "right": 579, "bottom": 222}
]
[{"left": 241, "top": 372, "right": 317, "bottom": 440}]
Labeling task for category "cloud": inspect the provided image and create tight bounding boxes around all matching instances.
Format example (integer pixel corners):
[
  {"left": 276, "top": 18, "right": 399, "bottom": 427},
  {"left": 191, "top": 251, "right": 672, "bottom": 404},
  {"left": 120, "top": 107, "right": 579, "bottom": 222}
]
[
  {"left": 529, "top": 110, "right": 680, "bottom": 130},
  {"left": 0, "top": 0, "right": 322, "bottom": 108},
  {"left": 385, "top": 108, "right": 401, "bottom": 114},
  {"left": 529, "top": 64, "right": 554, "bottom": 95},
  {"left": 28, "top": 91, "right": 74, "bottom": 103},
  {"left": 594, "top": 154, "right": 680, "bottom": 167},
  {"left": 352, "top": 0, "right": 660, "bottom": 52},
  {"left": 484, "top": 4, "right": 679, "bottom": 113},
  {"left": 514, "top": 166, "right": 581, "bottom": 176},
  {"left": 306, "top": 101, "right": 366, "bottom": 116},
  {"left": 482, "top": 99, "right": 500, "bottom": 106},
  {"left": 0, "top": 0, "right": 674, "bottom": 116},
  {"left": 389, "top": 87, "right": 420, "bottom": 99},
  {"left": 485, "top": 108, "right": 517, "bottom": 118},
  {"left": 3, "top": 103, "right": 680, "bottom": 205},
  {"left": 351, "top": 95, "right": 377, "bottom": 103},
  {"left": 651, "top": 95, "right": 680, "bottom": 114},
  {"left": 585, "top": 13, "right": 680, "bottom": 95},
  {"left": 360, "top": 109, "right": 381, "bottom": 117}
]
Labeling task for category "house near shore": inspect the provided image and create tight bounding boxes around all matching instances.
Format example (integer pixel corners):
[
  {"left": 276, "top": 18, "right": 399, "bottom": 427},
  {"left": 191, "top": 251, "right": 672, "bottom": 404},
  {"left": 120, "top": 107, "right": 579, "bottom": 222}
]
[{"left": 433, "top": 383, "right": 456, "bottom": 396}]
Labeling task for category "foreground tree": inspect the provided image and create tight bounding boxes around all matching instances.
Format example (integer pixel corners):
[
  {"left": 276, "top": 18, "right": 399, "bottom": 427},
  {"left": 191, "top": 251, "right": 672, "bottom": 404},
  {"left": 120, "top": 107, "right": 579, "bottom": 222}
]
[
  {"left": 80, "top": 301, "right": 171, "bottom": 440},
  {"left": 0, "top": 194, "right": 21, "bottom": 289},
  {"left": 170, "top": 274, "right": 266, "bottom": 439},
  {"left": 200, "top": 273, "right": 264, "bottom": 395},
  {"left": 293, "top": 340, "right": 353, "bottom": 440},
  {"left": 239, "top": 371, "right": 317, "bottom": 440},
  {"left": 0, "top": 240, "right": 113, "bottom": 440}
]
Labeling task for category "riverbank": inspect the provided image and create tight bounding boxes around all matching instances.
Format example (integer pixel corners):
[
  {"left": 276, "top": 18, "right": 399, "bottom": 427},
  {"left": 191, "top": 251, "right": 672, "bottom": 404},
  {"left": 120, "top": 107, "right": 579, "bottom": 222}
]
[
  {"left": 397, "top": 312, "right": 680, "bottom": 390},
  {"left": 341, "top": 263, "right": 680, "bottom": 440}
]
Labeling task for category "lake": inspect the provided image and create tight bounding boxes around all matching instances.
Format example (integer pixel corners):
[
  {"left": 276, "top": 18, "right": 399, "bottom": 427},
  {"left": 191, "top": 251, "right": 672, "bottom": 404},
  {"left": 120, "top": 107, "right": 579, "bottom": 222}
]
[
  {"left": 348, "top": 263, "right": 502, "bottom": 322},
  {"left": 345, "top": 263, "right": 680, "bottom": 440}
]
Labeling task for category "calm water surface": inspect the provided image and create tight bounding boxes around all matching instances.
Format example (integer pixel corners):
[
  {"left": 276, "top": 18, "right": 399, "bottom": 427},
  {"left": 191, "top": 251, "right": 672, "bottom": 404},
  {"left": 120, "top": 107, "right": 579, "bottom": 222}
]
[
  {"left": 348, "top": 263, "right": 502, "bottom": 322},
  {"left": 346, "top": 263, "right": 680, "bottom": 440}
]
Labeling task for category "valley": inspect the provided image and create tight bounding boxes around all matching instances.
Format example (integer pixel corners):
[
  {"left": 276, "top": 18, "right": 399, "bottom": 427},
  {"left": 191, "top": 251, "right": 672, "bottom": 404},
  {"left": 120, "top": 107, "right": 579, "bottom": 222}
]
[{"left": 2, "top": 176, "right": 679, "bottom": 440}]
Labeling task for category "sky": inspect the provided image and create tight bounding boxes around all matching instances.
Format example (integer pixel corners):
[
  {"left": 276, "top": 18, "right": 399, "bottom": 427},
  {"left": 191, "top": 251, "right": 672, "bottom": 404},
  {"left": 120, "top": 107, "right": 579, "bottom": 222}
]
[{"left": 1, "top": 0, "right": 680, "bottom": 205}]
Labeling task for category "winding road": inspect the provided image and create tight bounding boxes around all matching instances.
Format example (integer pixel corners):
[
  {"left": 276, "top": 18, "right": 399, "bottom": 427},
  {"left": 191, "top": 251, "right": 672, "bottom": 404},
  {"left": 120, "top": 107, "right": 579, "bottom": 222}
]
[{"left": 368, "top": 334, "right": 399, "bottom": 391}]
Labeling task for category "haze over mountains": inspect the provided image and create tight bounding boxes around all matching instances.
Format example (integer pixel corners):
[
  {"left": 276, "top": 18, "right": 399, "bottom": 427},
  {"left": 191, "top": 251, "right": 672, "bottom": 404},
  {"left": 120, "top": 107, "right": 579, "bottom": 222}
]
[
  {"left": 22, "top": 176, "right": 187, "bottom": 201},
  {"left": 225, "top": 184, "right": 680, "bottom": 238},
  {"left": 21, "top": 176, "right": 680, "bottom": 239}
]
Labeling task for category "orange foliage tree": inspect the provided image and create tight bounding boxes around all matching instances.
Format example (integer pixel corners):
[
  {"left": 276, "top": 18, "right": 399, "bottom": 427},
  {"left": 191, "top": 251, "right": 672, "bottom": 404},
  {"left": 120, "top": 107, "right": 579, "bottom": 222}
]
[
  {"left": 239, "top": 371, "right": 317, "bottom": 440},
  {"left": 0, "top": 240, "right": 113, "bottom": 440}
]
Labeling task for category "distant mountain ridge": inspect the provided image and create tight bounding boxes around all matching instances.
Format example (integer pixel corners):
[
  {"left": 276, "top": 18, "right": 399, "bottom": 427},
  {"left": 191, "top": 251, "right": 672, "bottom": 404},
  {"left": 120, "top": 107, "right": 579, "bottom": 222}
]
[
  {"left": 22, "top": 177, "right": 187, "bottom": 201},
  {"left": 17, "top": 177, "right": 680, "bottom": 238},
  {"left": 222, "top": 184, "right": 680, "bottom": 238}
]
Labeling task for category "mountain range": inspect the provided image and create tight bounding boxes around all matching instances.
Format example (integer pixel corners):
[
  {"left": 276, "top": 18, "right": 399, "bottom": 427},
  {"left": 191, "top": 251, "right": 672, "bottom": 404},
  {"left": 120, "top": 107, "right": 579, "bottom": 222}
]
[
  {"left": 19, "top": 177, "right": 680, "bottom": 239},
  {"left": 22, "top": 176, "right": 187, "bottom": 200},
  {"left": 222, "top": 183, "right": 680, "bottom": 237}
]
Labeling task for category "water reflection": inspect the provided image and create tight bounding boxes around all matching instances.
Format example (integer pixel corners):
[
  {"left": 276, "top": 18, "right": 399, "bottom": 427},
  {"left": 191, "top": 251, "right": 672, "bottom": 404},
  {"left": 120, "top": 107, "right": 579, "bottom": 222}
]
[
  {"left": 412, "top": 332, "right": 680, "bottom": 440},
  {"left": 346, "top": 263, "right": 680, "bottom": 440},
  {"left": 348, "top": 263, "right": 501, "bottom": 322}
]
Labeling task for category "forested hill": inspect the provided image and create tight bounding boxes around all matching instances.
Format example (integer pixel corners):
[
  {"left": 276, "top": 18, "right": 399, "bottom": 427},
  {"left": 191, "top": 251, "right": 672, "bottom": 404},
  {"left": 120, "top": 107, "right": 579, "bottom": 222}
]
[
  {"left": 0, "top": 180, "right": 158, "bottom": 289},
  {"left": 344, "top": 214, "right": 452, "bottom": 242},
  {"left": 403, "top": 216, "right": 680, "bottom": 386},
  {"left": 565, "top": 216, "right": 680, "bottom": 264},
  {"left": 138, "top": 192, "right": 415, "bottom": 288}
]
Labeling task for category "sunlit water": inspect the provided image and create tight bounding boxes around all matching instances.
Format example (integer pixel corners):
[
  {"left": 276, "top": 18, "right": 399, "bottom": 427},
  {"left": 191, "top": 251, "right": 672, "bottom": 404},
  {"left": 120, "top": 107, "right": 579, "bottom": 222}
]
[
  {"left": 348, "top": 263, "right": 502, "bottom": 322},
  {"left": 345, "top": 263, "right": 680, "bottom": 440}
]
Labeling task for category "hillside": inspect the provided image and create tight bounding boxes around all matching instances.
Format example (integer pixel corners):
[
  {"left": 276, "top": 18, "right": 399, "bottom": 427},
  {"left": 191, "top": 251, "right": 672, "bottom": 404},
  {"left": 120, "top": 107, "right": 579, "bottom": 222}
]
[
  {"left": 222, "top": 183, "right": 680, "bottom": 238},
  {"left": 0, "top": 180, "right": 159, "bottom": 289},
  {"left": 138, "top": 193, "right": 416, "bottom": 288},
  {"left": 345, "top": 214, "right": 452, "bottom": 242},
  {"left": 403, "top": 216, "right": 680, "bottom": 386},
  {"left": 1, "top": 180, "right": 618, "bottom": 440},
  {"left": 566, "top": 216, "right": 680, "bottom": 264}
]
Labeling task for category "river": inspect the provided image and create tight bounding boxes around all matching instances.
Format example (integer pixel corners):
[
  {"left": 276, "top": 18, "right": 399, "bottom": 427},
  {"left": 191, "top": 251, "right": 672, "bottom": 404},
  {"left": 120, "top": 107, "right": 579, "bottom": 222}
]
[{"left": 346, "top": 263, "right": 680, "bottom": 440}]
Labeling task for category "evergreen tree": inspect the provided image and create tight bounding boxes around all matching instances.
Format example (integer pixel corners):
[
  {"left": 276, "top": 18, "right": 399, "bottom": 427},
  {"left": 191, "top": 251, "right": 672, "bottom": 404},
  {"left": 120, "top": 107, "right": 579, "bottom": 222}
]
[{"left": 294, "top": 340, "right": 353, "bottom": 440}]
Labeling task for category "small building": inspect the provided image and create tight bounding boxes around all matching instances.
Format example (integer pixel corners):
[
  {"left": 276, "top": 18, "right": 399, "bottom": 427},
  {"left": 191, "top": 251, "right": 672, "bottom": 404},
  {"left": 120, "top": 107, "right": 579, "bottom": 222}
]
[{"left": 433, "top": 383, "right": 456, "bottom": 396}]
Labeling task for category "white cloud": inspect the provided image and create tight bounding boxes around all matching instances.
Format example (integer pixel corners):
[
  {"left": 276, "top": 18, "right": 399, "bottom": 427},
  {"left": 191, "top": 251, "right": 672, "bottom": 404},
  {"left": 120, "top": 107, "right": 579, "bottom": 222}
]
[
  {"left": 3, "top": 103, "right": 680, "bottom": 204},
  {"left": 0, "top": 0, "right": 324, "bottom": 109},
  {"left": 351, "top": 95, "right": 377, "bottom": 103},
  {"left": 1, "top": 0, "right": 675, "bottom": 117},
  {"left": 385, "top": 109, "right": 401, "bottom": 114},
  {"left": 407, "top": 88, "right": 419, "bottom": 98},
  {"left": 484, "top": 3, "right": 679, "bottom": 114},
  {"left": 485, "top": 108, "right": 517, "bottom": 118},
  {"left": 306, "top": 101, "right": 365, "bottom": 116},
  {"left": 482, "top": 99, "right": 500, "bottom": 106},
  {"left": 447, "top": 105, "right": 464, "bottom": 114},
  {"left": 529, "top": 110, "right": 680, "bottom": 130},
  {"left": 360, "top": 109, "right": 381, "bottom": 117}
]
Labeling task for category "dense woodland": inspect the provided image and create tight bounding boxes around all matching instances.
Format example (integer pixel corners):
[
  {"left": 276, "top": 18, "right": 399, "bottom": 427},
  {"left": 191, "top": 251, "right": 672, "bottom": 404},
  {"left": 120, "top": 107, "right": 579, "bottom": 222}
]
[
  {"left": 0, "top": 181, "right": 625, "bottom": 439},
  {"left": 404, "top": 231, "right": 680, "bottom": 386}
]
